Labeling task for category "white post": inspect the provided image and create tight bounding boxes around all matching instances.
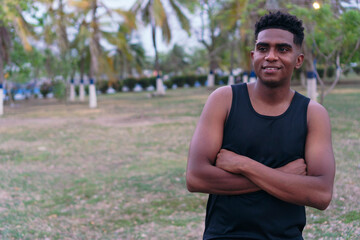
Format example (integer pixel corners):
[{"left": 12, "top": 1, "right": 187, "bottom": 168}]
[
  {"left": 79, "top": 79, "right": 85, "bottom": 101},
  {"left": 70, "top": 79, "right": 75, "bottom": 101},
  {"left": 89, "top": 78, "right": 97, "bottom": 108},
  {"left": 307, "top": 71, "right": 318, "bottom": 102},
  {"left": 207, "top": 70, "right": 215, "bottom": 87},
  {"left": 156, "top": 75, "right": 166, "bottom": 95},
  {"left": 0, "top": 84, "right": 3, "bottom": 116},
  {"left": 228, "top": 74, "right": 235, "bottom": 85},
  {"left": 242, "top": 72, "right": 248, "bottom": 83},
  {"left": 249, "top": 71, "right": 257, "bottom": 83}
]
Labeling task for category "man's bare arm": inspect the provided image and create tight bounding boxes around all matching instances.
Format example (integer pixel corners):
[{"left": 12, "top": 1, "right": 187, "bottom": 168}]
[
  {"left": 216, "top": 101, "right": 335, "bottom": 209},
  {"left": 186, "top": 86, "right": 307, "bottom": 195}
]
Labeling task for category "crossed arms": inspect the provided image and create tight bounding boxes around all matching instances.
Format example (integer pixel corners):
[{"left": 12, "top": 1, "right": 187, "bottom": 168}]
[{"left": 186, "top": 86, "right": 335, "bottom": 210}]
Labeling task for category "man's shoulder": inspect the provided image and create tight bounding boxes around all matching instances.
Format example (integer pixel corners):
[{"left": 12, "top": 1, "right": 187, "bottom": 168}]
[
  {"left": 307, "top": 100, "right": 330, "bottom": 127},
  {"left": 208, "top": 85, "right": 233, "bottom": 103}
]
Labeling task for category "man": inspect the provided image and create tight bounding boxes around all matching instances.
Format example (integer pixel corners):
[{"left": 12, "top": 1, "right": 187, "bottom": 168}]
[{"left": 186, "top": 11, "right": 335, "bottom": 239}]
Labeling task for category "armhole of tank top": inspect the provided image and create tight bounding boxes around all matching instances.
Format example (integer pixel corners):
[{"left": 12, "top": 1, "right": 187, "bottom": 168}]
[
  {"left": 304, "top": 97, "right": 311, "bottom": 136},
  {"left": 223, "top": 85, "right": 236, "bottom": 128}
]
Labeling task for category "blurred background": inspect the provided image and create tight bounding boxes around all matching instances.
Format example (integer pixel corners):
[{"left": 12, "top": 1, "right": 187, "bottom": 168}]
[{"left": 0, "top": 0, "right": 359, "bottom": 107}]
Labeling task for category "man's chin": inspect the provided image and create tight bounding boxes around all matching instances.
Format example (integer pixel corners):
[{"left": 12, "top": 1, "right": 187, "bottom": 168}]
[
  {"left": 262, "top": 81, "right": 282, "bottom": 88},
  {"left": 259, "top": 79, "right": 283, "bottom": 88}
]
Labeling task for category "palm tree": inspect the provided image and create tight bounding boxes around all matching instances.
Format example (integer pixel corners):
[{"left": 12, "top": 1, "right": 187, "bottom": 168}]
[
  {"left": 217, "top": 0, "right": 248, "bottom": 85},
  {"left": 0, "top": 0, "right": 34, "bottom": 115},
  {"left": 131, "top": 0, "right": 192, "bottom": 94},
  {"left": 70, "top": 0, "right": 136, "bottom": 106}
]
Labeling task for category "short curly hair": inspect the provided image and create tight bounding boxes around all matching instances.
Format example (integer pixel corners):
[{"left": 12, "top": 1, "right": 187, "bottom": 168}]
[{"left": 255, "top": 11, "right": 304, "bottom": 46}]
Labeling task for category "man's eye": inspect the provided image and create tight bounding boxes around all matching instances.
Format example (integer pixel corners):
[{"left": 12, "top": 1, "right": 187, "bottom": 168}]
[
  {"left": 279, "top": 47, "right": 289, "bottom": 52},
  {"left": 257, "top": 47, "right": 267, "bottom": 51}
]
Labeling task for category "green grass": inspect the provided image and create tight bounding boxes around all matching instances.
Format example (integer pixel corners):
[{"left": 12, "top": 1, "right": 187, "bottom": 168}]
[{"left": 0, "top": 86, "right": 359, "bottom": 239}]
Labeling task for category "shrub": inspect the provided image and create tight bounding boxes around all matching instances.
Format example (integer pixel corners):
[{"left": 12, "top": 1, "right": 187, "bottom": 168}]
[
  {"left": 217, "top": 75, "right": 228, "bottom": 85},
  {"left": 164, "top": 79, "right": 173, "bottom": 89},
  {"left": 184, "top": 75, "right": 197, "bottom": 87},
  {"left": 138, "top": 77, "right": 151, "bottom": 89},
  {"left": 52, "top": 80, "right": 66, "bottom": 100},
  {"left": 75, "top": 85, "right": 79, "bottom": 95},
  {"left": 149, "top": 77, "right": 157, "bottom": 87},
  {"left": 317, "top": 67, "right": 335, "bottom": 79},
  {"left": 113, "top": 80, "right": 123, "bottom": 92},
  {"left": 40, "top": 82, "right": 52, "bottom": 98},
  {"left": 197, "top": 75, "right": 207, "bottom": 86},
  {"left": 96, "top": 80, "right": 108, "bottom": 94},
  {"left": 172, "top": 76, "right": 186, "bottom": 87},
  {"left": 353, "top": 66, "right": 360, "bottom": 75},
  {"left": 124, "top": 78, "right": 137, "bottom": 91}
]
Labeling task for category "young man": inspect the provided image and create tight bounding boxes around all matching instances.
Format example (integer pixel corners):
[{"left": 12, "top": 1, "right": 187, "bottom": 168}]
[{"left": 186, "top": 11, "right": 335, "bottom": 239}]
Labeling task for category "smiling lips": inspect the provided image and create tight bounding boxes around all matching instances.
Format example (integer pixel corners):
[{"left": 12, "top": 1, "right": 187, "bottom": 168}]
[{"left": 262, "top": 66, "right": 282, "bottom": 73}]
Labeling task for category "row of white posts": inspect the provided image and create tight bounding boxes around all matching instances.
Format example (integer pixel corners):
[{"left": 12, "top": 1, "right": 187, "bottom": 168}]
[
  {"left": 206, "top": 71, "right": 257, "bottom": 88},
  {"left": 206, "top": 70, "right": 317, "bottom": 101},
  {"left": 69, "top": 79, "right": 97, "bottom": 108},
  {"left": 0, "top": 72, "right": 318, "bottom": 116}
]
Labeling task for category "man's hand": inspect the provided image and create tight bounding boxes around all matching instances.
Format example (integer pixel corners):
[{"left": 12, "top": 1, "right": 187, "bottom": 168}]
[
  {"left": 216, "top": 149, "right": 248, "bottom": 174},
  {"left": 278, "top": 158, "right": 307, "bottom": 175},
  {"left": 216, "top": 149, "right": 307, "bottom": 176}
]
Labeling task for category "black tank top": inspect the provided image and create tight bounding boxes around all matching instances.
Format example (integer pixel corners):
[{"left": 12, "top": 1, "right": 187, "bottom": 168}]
[{"left": 204, "top": 83, "right": 310, "bottom": 240}]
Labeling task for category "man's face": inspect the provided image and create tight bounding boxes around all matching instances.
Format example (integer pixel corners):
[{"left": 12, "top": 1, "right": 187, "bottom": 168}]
[{"left": 251, "top": 28, "right": 304, "bottom": 88}]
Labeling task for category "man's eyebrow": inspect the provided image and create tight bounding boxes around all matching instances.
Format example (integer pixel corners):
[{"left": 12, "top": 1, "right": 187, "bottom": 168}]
[
  {"left": 256, "top": 42, "right": 269, "bottom": 47},
  {"left": 256, "top": 42, "right": 293, "bottom": 49},
  {"left": 276, "top": 43, "right": 292, "bottom": 48}
]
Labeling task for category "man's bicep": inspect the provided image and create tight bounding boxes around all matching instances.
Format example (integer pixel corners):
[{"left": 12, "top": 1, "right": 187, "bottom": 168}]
[
  {"left": 305, "top": 102, "right": 335, "bottom": 181},
  {"left": 188, "top": 87, "right": 231, "bottom": 165}
]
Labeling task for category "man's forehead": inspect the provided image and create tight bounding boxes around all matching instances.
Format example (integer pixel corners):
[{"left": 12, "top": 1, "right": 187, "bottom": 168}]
[{"left": 256, "top": 28, "right": 295, "bottom": 44}]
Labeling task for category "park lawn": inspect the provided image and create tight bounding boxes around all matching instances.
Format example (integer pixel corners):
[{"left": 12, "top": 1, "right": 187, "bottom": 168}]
[{"left": 0, "top": 86, "right": 359, "bottom": 239}]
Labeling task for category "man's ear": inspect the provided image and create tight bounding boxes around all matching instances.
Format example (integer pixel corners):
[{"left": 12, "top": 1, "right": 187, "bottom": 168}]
[
  {"left": 251, "top": 51, "right": 254, "bottom": 60},
  {"left": 295, "top": 53, "right": 304, "bottom": 69}
]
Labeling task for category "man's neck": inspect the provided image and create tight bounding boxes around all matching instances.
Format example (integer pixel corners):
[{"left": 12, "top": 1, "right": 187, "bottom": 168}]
[{"left": 251, "top": 81, "right": 294, "bottom": 105}]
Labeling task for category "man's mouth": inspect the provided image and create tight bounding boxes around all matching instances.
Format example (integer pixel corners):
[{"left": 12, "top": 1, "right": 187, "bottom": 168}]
[
  {"left": 262, "top": 66, "right": 281, "bottom": 73},
  {"left": 262, "top": 66, "right": 281, "bottom": 70}
]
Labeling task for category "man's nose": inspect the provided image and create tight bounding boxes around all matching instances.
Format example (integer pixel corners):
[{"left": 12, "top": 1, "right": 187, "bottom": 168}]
[{"left": 265, "top": 49, "right": 278, "bottom": 61}]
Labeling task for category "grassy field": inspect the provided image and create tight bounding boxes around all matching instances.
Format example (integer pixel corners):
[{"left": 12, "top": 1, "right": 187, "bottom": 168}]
[{"left": 0, "top": 85, "right": 359, "bottom": 239}]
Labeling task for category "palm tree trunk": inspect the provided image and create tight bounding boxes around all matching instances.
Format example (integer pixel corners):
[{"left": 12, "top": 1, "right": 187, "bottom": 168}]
[
  {"left": 89, "top": 0, "right": 99, "bottom": 108},
  {"left": 152, "top": 23, "right": 159, "bottom": 76},
  {"left": 0, "top": 56, "right": 4, "bottom": 115}
]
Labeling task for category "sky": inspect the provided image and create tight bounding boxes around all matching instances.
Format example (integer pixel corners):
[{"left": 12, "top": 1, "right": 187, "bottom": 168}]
[{"left": 103, "top": 0, "right": 201, "bottom": 57}]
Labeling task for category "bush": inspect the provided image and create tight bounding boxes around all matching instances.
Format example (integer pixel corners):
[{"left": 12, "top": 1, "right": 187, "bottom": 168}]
[
  {"left": 317, "top": 67, "right": 335, "bottom": 79},
  {"left": 292, "top": 68, "right": 302, "bottom": 82},
  {"left": 217, "top": 75, "right": 228, "bottom": 85},
  {"left": 172, "top": 76, "right": 186, "bottom": 87},
  {"left": 96, "top": 80, "right": 109, "bottom": 94},
  {"left": 138, "top": 77, "right": 151, "bottom": 89},
  {"left": 197, "top": 75, "right": 207, "bottom": 86},
  {"left": 75, "top": 85, "right": 79, "bottom": 95},
  {"left": 124, "top": 78, "right": 137, "bottom": 91},
  {"left": 164, "top": 80, "right": 173, "bottom": 89},
  {"left": 113, "top": 80, "right": 123, "bottom": 92},
  {"left": 149, "top": 77, "right": 157, "bottom": 87},
  {"left": 40, "top": 82, "right": 52, "bottom": 98},
  {"left": 353, "top": 66, "right": 360, "bottom": 75},
  {"left": 53, "top": 80, "right": 66, "bottom": 100},
  {"left": 184, "top": 75, "right": 197, "bottom": 87}
]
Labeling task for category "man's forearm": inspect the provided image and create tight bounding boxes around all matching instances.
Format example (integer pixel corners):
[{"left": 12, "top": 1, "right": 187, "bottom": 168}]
[
  {"left": 186, "top": 164, "right": 260, "bottom": 195},
  {"left": 236, "top": 157, "right": 332, "bottom": 210}
]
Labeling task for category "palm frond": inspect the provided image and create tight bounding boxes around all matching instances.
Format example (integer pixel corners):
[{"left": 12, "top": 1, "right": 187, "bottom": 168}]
[
  {"left": 168, "top": 0, "right": 191, "bottom": 35},
  {"left": 153, "top": 0, "right": 167, "bottom": 27}
]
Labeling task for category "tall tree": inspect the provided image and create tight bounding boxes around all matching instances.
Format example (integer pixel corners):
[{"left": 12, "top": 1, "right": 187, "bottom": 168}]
[
  {"left": 131, "top": 0, "right": 192, "bottom": 93},
  {"left": 291, "top": 3, "right": 360, "bottom": 103},
  {"left": 0, "top": 0, "right": 35, "bottom": 115},
  {"left": 69, "top": 0, "right": 136, "bottom": 106}
]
